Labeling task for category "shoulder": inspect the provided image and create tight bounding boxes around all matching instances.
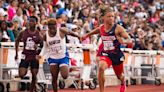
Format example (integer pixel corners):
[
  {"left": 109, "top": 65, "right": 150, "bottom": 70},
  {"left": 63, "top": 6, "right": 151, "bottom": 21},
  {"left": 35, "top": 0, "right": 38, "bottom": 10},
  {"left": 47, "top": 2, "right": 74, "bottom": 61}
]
[
  {"left": 19, "top": 29, "right": 26, "bottom": 36},
  {"left": 59, "top": 27, "right": 68, "bottom": 34},
  {"left": 43, "top": 34, "right": 46, "bottom": 41},
  {"left": 115, "top": 24, "right": 126, "bottom": 33},
  {"left": 16, "top": 30, "right": 26, "bottom": 41},
  {"left": 36, "top": 30, "right": 40, "bottom": 34},
  {"left": 95, "top": 25, "right": 102, "bottom": 31},
  {"left": 99, "top": 24, "right": 104, "bottom": 28}
]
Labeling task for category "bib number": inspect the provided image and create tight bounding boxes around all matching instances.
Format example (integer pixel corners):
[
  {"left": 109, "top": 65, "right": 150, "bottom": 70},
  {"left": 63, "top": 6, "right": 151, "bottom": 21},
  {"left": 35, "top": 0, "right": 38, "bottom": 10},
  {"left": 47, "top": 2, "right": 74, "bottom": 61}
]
[
  {"left": 49, "top": 46, "right": 62, "bottom": 54},
  {"left": 103, "top": 41, "right": 115, "bottom": 50}
]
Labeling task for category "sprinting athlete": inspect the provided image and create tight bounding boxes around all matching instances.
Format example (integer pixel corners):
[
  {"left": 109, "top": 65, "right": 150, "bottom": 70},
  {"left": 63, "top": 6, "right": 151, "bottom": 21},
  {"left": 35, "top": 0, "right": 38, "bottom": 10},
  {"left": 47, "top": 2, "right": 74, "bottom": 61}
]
[
  {"left": 15, "top": 16, "right": 43, "bottom": 92},
  {"left": 82, "top": 7, "right": 132, "bottom": 92},
  {"left": 39, "top": 19, "right": 80, "bottom": 92}
]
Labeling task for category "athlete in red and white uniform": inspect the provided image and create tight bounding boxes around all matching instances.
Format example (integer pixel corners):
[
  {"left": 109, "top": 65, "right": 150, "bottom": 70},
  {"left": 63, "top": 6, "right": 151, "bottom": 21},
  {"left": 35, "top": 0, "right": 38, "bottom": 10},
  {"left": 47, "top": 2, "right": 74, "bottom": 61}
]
[{"left": 82, "top": 8, "right": 133, "bottom": 92}]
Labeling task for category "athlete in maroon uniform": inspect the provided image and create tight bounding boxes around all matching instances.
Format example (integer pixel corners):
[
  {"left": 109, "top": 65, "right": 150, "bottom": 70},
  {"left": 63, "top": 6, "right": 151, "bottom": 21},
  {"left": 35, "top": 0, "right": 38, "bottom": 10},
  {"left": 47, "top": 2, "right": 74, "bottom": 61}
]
[
  {"left": 82, "top": 8, "right": 132, "bottom": 92},
  {"left": 15, "top": 16, "right": 42, "bottom": 92}
]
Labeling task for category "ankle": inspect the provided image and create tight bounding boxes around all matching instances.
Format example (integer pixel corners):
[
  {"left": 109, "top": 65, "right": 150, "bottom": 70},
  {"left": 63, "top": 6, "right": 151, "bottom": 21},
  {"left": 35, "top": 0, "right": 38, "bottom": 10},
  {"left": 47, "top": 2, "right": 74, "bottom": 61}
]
[{"left": 121, "top": 81, "right": 126, "bottom": 85}]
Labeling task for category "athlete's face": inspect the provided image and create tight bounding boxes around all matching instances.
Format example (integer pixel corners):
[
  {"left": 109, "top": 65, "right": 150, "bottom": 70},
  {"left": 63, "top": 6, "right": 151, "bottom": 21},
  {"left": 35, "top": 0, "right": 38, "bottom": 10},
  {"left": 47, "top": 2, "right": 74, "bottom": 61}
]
[
  {"left": 104, "top": 12, "right": 115, "bottom": 24},
  {"left": 48, "top": 23, "right": 57, "bottom": 33},
  {"left": 29, "top": 18, "right": 36, "bottom": 28}
]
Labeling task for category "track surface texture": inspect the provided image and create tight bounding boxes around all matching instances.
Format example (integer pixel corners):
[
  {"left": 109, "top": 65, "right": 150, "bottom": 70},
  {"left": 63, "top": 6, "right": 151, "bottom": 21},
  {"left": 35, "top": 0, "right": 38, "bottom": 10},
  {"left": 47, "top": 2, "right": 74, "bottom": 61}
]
[{"left": 14, "top": 84, "right": 164, "bottom": 92}]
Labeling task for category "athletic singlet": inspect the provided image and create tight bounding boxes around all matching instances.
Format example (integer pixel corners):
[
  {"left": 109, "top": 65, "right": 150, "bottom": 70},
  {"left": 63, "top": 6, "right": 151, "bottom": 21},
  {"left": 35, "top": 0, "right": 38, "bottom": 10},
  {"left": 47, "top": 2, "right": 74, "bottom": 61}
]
[
  {"left": 22, "top": 29, "right": 42, "bottom": 60},
  {"left": 98, "top": 24, "right": 124, "bottom": 65},
  {"left": 46, "top": 28, "right": 66, "bottom": 59},
  {"left": 100, "top": 24, "right": 121, "bottom": 53}
]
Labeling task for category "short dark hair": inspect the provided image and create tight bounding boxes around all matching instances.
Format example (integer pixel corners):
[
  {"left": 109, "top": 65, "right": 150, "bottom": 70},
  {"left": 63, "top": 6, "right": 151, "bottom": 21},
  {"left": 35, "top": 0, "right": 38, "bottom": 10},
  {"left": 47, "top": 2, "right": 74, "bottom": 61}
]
[
  {"left": 29, "top": 16, "right": 38, "bottom": 22},
  {"left": 100, "top": 6, "right": 114, "bottom": 16},
  {"left": 7, "top": 22, "right": 13, "bottom": 27}
]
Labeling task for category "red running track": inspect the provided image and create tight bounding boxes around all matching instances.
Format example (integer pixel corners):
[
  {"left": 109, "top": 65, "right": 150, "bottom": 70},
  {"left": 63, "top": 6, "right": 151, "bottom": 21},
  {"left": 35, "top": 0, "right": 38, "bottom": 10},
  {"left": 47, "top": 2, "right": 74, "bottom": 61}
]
[
  {"left": 54, "top": 84, "right": 164, "bottom": 92},
  {"left": 14, "top": 84, "right": 164, "bottom": 92}
]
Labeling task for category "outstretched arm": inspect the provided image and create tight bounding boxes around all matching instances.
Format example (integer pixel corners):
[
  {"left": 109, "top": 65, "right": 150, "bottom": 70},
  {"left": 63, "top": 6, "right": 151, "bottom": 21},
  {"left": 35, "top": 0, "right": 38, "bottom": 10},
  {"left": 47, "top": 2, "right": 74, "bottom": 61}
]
[
  {"left": 82, "top": 26, "right": 100, "bottom": 40},
  {"left": 116, "top": 25, "right": 132, "bottom": 45},
  {"left": 39, "top": 35, "right": 47, "bottom": 56},
  {"left": 60, "top": 27, "right": 81, "bottom": 39}
]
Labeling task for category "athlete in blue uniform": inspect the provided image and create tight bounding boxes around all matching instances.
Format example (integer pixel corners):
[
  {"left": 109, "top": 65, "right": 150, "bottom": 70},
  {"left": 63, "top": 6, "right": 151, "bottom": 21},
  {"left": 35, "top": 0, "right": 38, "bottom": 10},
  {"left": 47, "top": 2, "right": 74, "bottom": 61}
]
[{"left": 39, "top": 19, "right": 80, "bottom": 92}]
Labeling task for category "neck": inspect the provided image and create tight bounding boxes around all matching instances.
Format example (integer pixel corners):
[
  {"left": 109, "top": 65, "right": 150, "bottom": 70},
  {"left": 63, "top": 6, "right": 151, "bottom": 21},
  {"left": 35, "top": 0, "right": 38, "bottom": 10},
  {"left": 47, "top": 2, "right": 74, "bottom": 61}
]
[
  {"left": 29, "top": 27, "right": 35, "bottom": 32},
  {"left": 49, "top": 29, "right": 57, "bottom": 37},
  {"left": 105, "top": 22, "right": 114, "bottom": 30}
]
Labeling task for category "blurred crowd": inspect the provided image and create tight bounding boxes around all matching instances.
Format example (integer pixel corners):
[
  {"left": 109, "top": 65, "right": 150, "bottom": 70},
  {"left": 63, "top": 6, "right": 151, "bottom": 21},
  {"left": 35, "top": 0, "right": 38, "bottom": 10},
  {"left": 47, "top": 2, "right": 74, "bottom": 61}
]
[{"left": 0, "top": 0, "right": 164, "bottom": 50}]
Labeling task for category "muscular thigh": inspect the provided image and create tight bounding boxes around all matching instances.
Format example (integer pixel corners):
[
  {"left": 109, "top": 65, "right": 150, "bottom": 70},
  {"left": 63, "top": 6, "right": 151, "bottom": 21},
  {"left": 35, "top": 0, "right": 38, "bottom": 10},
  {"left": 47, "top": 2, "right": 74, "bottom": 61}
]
[
  {"left": 60, "top": 65, "right": 69, "bottom": 78},
  {"left": 97, "top": 56, "right": 112, "bottom": 68},
  {"left": 50, "top": 65, "right": 59, "bottom": 78},
  {"left": 30, "top": 59, "right": 39, "bottom": 69},
  {"left": 19, "top": 59, "right": 29, "bottom": 76}
]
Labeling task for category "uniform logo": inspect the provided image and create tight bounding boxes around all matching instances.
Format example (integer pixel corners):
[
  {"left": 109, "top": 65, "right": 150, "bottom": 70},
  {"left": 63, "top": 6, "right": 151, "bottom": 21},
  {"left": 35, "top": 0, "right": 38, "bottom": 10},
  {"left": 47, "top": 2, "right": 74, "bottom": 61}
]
[{"left": 25, "top": 37, "right": 35, "bottom": 50}]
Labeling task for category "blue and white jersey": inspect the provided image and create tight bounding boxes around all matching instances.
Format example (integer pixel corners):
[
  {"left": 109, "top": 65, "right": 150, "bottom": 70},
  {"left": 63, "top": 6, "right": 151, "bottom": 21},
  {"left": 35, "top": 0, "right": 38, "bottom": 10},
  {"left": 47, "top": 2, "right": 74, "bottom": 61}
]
[{"left": 46, "top": 28, "right": 66, "bottom": 59}]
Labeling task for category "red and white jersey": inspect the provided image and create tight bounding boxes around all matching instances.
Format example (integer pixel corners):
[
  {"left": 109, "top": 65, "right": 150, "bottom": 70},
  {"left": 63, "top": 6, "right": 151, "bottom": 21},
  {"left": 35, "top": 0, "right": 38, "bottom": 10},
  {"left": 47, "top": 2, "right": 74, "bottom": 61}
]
[{"left": 97, "top": 24, "right": 121, "bottom": 55}]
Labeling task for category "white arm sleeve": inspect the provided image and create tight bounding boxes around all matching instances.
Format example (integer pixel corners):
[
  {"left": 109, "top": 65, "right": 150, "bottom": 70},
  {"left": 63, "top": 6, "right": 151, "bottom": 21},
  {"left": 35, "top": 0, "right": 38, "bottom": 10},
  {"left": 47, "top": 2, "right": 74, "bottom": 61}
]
[{"left": 39, "top": 41, "right": 47, "bottom": 56}]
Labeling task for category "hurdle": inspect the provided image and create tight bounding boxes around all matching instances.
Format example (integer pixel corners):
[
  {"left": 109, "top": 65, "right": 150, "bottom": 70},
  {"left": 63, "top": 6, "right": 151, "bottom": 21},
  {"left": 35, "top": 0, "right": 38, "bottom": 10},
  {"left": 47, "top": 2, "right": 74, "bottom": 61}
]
[
  {"left": 122, "top": 49, "right": 164, "bottom": 85},
  {"left": 65, "top": 44, "right": 98, "bottom": 90},
  {"left": 0, "top": 42, "right": 48, "bottom": 92}
]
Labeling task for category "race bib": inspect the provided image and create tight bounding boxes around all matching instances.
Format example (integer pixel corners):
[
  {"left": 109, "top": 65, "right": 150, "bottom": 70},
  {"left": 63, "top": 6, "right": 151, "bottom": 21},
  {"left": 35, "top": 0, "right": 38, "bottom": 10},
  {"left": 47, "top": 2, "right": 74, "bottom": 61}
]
[
  {"left": 25, "top": 42, "right": 35, "bottom": 50},
  {"left": 25, "top": 37, "right": 35, "bottom": 50},
  {"left": 49, "top": 46, "right": 62, "bottom": 54},
  {"left": 103, "top": 41, "right": 115, "bottom": 50}
]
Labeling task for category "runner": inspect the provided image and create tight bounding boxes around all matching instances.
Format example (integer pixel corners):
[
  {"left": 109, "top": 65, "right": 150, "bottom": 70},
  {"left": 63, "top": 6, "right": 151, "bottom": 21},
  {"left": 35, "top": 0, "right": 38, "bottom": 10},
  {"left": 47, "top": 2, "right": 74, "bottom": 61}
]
[{"left": 82, "top": 7, "right": 132, "bottom": 92}]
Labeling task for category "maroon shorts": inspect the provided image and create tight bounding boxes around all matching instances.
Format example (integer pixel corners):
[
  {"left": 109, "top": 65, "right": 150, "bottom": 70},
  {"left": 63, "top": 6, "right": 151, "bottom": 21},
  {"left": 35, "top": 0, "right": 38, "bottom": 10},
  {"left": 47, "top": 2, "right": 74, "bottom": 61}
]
[{"left": 99, "top": 56, "right": 124, "bottom": 76}]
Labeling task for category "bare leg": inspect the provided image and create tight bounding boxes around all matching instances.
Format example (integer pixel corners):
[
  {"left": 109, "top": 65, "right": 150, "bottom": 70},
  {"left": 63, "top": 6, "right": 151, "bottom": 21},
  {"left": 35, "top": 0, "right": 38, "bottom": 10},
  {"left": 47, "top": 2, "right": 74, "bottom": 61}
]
[
  {"left": 60, "top": 65, "right": 69, "bottom": 79},
  {"left": 98, "top": 61, "right": 108, "bottom": 92},
  {"left": 30, "top": 69, "right": 38, "bottom": 92},
  {"left": 117, "top": 75, "right": 125, "bottom": 85},
  {"left": 50, "top": 65, "right": 59, "bottom": 92},
  {"left": 19, "top": 67, "right": 28, "bottom": 78}
]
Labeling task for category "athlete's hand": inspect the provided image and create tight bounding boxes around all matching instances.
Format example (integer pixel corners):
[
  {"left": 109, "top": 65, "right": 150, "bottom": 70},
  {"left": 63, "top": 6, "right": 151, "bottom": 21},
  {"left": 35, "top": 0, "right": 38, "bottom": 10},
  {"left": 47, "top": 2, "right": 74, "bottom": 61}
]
[
  {"left": 127, "top": 42, "right": 134, "bottom": 48},
  {"left": 36, "top": 55, "right": 42, "bottom": 60},
  {"left": 81, "top": 35, "right": 88, "bottom": 41},
  {"left": 34, "top": 44, "right": 39, "bottom": 50},
  {"left": 96, "top": 57, "right": 100, "bottom": 64},
  {"left": 79, "top": 36, "right": 83, "bottom": 43}
]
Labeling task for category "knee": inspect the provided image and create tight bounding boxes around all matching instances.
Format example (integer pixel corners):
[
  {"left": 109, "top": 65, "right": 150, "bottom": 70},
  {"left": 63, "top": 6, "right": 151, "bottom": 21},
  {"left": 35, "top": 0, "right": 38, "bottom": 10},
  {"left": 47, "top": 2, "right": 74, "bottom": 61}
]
[
  {"left": 117, "top": 75, "right": 124, "bottom": 80},
  {"left": 117, "top": 76, "right": 120, "bottom": 79},
  {"left": 98, "top": 61, "right": 107, "bottom": 71},
  {"left": 62, "top": 74, "right": 68, "bottom": 79},
  {"left": 32, "top": 76, "right": 37, "bottom": 80},
  {"left": 19, "top": 74, "right": 26, "bottom": 78},
  {"left": 52, "top": 76, "right": 58, "bottom": 82},
  {"left": 99, "top": 66, "right": 105, "bottom": 72}
]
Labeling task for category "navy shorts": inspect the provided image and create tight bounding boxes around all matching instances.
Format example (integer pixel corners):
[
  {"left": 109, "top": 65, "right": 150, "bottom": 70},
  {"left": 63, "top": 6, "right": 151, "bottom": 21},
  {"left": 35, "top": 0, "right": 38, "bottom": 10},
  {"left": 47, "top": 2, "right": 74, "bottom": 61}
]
[
  {"left": 19, "top": 59, "right": 39, "bottom": 69},
  {"left": 101, "top": 51, "right": 125, "bottom": 65}
]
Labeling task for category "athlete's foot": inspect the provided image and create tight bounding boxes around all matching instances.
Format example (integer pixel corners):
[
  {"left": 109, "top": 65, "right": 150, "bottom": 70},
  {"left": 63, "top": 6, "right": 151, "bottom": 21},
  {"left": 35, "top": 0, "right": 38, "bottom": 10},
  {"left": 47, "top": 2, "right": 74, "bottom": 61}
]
[{"left": 120, "top": 82, "right": 126, "bottom": 92}]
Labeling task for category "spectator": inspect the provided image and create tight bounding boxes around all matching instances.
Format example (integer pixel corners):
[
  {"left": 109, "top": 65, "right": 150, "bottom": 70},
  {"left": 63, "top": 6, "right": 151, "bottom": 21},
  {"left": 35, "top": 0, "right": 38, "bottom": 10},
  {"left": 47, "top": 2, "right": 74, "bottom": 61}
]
[
  {"left": 0, "top": 20, "right": 9, "bottom": 42},
  {"left": 7, "top": 0, "right": 18, "bottom": 21},
  {"left": 7, "top": 22, "right": 15, "bottom": 42},
  {"left": 12, "top": 7, "right": 24, "bottom": 28},
  {"left": 0, "top": 0, "right": 163, "bottom": 50}
]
